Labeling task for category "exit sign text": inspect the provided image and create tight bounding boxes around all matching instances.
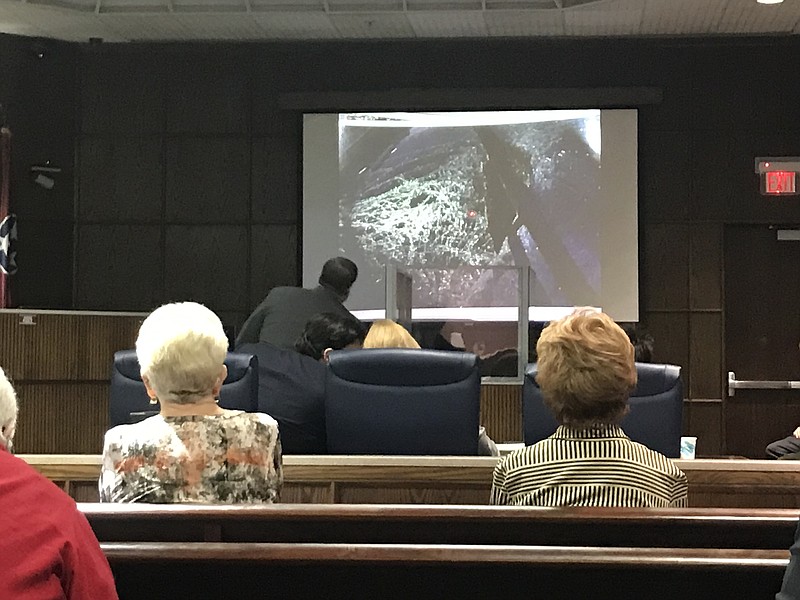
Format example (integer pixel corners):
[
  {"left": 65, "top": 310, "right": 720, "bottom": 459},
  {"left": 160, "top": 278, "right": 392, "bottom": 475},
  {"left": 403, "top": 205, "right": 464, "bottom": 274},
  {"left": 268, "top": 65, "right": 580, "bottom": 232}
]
[{"left": 763, "top": 170, "right": 797, "bottom": 196}]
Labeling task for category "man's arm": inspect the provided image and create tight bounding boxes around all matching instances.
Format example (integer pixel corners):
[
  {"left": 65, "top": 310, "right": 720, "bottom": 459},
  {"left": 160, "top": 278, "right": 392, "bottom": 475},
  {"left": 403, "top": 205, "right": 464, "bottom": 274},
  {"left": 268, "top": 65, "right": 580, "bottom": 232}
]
[
  {"left": 489, "top": 458, "right": 510, "bottom": 505},
  {"left": 63, "top": 510, "right": 119, "bottom": 600},
  {"left": 235, "top": 297, "right": 270, "bottom": 348}
]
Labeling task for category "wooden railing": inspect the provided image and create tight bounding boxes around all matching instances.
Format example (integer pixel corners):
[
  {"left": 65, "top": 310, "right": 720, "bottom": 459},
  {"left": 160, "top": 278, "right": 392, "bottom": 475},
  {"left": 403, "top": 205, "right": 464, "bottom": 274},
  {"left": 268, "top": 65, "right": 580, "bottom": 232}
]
[
  {"left": 21, "top": 454, "right": 800, "bottom": 508},
  {"left": 0, "top": 310, "right": 525, "bottom": 453}
]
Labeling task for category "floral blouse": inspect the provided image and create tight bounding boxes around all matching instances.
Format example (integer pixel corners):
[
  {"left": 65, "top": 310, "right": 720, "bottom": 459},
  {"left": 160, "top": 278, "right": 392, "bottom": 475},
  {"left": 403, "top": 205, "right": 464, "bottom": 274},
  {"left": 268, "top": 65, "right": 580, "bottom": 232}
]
[{"left": 99, "top": 410, "right": 282, "bottom": 504}]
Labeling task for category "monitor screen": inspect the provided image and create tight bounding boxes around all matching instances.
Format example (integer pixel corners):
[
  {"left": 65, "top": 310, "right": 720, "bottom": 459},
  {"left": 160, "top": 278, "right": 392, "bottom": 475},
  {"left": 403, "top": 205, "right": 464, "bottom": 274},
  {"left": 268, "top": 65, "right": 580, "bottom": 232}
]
[{"left": 303, "top": 109, "right": 638, "bottom": 322}]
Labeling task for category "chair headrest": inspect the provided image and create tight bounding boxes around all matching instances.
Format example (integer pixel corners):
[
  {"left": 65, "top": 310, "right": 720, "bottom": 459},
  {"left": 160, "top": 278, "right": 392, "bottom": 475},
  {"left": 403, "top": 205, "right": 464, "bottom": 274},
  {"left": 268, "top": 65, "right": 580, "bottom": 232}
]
[
  {"left": 223, "top": 352, "right": 256, "bottom": 384},
  {"left": 631, "top": 362, "right": 681, "bottom": 397},
  {"left": 113, "top": 349, "right": 255, "bottom": 385},
  {"left": 328, "top": 348, "right": 478, "bottom": 386},
  {"left": 114, "top": 349, "right": 141, "bottom": 380},
  {"left": 525, "top": 362, "right": 681, "bottom": 396}
]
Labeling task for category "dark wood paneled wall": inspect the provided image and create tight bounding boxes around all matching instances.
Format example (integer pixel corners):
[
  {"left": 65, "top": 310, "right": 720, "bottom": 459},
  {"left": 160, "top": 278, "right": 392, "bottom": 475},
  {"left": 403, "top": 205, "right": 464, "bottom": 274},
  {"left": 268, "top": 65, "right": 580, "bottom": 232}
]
[
  {"left": 0, "top": 310, "right": 518, "bottom": 450},
  {"left": 0, "top": 35, "right": 76, "bottom": 308},
  {"left": 3, "top": 34, "right": 800, "bottom": 454},
  {"left": 480, "top": 385, "right": 522, "bottom": 443},
  {"left": 0, "top": 312, "right": 141, "bottom": 453},
  {"left": 74, "top": 45, "right": 301, "bottom": 329}
]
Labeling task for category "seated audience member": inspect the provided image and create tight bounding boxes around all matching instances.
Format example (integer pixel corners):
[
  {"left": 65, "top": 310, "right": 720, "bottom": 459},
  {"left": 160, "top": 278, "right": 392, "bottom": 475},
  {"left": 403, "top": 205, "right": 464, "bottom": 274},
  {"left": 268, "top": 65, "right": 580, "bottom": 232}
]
[
  {"left": 363, "top": 319, "right": 499, "bottom": 457},
  {"left": 100, "top": 302, "right": 282, "bottom": 503},
  {"left": 236, "top": 257, "right": 359, "bottom": 350},
  {"left": 295, "top": 312, "right": 367, "bottom": 363},
  {"left": 621, "top": 323, "right": 655, "bottom": 363},
  {"left": 766, "top": 343, "right": 800, "bottom": 459},
  {"left": 777, "top": 520, "right": 800, "bottom": 599},
  {"left": 236, "top": 340, "right": 328, "bottom": 454},
  {"left": 490, "top": 309, "right": 687, "bottom": 507},
  {"left": 236, "top": 314, "right": 366, "bottom": 453},
  {"left": 0, "top": 367, "right": 118, "bottom": 599},
  {"left": 363, "top": 318, "right": 420, "bottom": 349},
  {"left": 766, "top": 428, "right": 800, "bottom": 459}
]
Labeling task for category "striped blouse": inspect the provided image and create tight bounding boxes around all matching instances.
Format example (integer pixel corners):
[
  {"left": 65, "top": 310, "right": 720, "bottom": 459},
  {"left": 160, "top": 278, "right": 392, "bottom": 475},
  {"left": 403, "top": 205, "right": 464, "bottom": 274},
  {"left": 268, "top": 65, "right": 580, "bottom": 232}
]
[{"left": 490, "top": 424, "right": 687, "bottom": 507}]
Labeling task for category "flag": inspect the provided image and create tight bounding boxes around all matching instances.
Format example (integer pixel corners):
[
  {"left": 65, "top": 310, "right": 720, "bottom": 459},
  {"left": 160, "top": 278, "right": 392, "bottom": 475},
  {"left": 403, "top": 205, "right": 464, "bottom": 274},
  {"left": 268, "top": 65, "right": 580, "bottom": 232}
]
[{"left": 0, "top": 126, "right": 17, "bottom": 308}]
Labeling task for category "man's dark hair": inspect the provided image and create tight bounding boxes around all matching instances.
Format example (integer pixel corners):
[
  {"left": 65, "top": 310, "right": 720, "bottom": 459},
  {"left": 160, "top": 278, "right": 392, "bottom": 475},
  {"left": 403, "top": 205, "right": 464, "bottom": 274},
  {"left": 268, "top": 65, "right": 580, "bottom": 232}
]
[
  {"left": 295, "top": 312, "right": 366, "bottom": 361},
  {"left": 319, "top": 257, "right": 358, "bottom": 300},
  {"left": 621, "top": 323, "right": 655, "bottom": 363}
]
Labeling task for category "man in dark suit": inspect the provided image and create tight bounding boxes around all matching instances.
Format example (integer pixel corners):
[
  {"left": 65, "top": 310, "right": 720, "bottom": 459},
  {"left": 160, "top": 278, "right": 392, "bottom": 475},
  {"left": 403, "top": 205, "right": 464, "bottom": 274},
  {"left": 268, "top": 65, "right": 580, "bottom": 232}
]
[{"left": 236, "top": 257, "right": 358, "bottom": 350}]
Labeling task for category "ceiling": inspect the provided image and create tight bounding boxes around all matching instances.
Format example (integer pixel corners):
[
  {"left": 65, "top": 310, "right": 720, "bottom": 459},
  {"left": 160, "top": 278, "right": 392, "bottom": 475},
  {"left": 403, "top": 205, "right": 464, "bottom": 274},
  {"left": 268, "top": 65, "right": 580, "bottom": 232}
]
[{"left": 0, "top": 0, "right": 798, "bottom": 42}]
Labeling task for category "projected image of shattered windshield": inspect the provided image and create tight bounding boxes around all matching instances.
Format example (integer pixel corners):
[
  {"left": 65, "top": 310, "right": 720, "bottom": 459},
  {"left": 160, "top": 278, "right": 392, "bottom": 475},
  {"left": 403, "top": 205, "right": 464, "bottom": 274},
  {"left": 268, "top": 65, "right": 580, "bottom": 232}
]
[{"left": 338, "top": 111, "right": 601, "bottom": 309}]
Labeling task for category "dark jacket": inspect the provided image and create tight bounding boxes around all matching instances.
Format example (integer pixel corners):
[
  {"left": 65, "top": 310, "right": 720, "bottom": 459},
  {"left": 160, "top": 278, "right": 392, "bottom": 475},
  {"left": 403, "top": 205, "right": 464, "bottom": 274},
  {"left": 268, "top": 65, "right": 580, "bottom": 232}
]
[
  {"left": 236, "top": 285, "right": 354, "bottom": 350},
  {"left": 778, "top": 520, "right": 800, "bottom": 600},
  {"left": 237, "top": 342, "right": 327, "bottom": 455}
]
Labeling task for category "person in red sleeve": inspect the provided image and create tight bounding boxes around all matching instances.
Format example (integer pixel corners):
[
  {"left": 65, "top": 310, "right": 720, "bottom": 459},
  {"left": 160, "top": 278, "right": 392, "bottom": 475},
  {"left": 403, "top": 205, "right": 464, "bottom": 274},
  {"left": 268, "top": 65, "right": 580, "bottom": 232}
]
[{"left": 0, "top": 366, "right": 118, "bottom": 600}]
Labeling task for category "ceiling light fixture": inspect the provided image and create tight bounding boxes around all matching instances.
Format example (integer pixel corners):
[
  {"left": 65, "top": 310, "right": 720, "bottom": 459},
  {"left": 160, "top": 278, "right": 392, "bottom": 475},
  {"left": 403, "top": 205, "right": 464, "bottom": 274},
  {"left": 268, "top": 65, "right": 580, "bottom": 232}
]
[{"left": 757, "top": 0, "right": 784, "bottom": 4}]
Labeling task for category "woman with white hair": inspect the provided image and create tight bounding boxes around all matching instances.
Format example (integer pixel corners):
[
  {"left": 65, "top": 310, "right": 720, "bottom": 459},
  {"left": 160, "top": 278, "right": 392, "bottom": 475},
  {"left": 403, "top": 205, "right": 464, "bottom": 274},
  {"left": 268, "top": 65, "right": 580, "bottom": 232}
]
[
  {"left": 100, "top": 302, "right": 282, "bottom": 503},
  {"left": 0, "top": 366, "right": 17, "bottom": 451},
  {"left": 0, "top": 368, "right": 119, "bottom": 598}
]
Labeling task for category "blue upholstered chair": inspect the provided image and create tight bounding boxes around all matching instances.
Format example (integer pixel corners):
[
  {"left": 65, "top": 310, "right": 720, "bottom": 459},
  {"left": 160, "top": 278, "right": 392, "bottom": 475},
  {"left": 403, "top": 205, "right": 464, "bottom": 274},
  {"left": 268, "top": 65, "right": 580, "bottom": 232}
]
[
  {"left": 325, "top": 348, "right": 481, "bottom": 455},
  {"left": 523, "top": 362, "right": 684, "bottom": 458},
  {"left": 109, "top": 350, "right": 259, "bottom": 427}
]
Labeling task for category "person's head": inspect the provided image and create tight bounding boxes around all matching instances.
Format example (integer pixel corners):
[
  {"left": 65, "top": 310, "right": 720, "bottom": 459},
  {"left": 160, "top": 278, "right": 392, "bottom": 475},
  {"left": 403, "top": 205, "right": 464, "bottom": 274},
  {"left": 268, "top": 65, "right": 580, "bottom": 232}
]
[
  {"left": 363, "top": 319, "right": 420, "bottom": 349},
  {"left": 136, "top": 302, "right": 229, "bottom": 405},
  {"left": 295, "top": 312, "right": 366, "bottom": 362},
  {"left": 620, "top": 323, "right": 655, "bottom": 363},
  {"left": 319, "top": 257, "right": 358, "bottom": 302},
  {"left": 0, "top": 368, "right": 18, "bottom": 450},
  {"left": 536, "top": 308, "right": 636, "bottom": 427}
]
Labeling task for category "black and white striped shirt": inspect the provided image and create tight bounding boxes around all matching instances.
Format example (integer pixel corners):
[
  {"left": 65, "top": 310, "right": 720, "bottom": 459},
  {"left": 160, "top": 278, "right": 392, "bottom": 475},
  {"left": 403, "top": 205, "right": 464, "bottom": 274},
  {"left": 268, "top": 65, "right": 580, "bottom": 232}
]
[{"left": 490, "top": 424, "right": 688, "bottom": 507}]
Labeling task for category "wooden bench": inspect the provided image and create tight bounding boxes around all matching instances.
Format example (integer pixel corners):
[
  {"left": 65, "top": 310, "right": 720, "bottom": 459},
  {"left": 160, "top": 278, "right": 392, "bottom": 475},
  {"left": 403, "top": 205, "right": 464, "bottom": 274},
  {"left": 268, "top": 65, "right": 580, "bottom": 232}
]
[
  {"left": 81, "top": 503, "right": 800, "bottom": 550},
  {"left": 86, "top": 504, "right": 796, "bottom": 598},
  {"left": 103, "top": 541, "right": 789, "bottom": 599},
  {"left": 23, "top": 454, "right": 800, "bottom": 508}
]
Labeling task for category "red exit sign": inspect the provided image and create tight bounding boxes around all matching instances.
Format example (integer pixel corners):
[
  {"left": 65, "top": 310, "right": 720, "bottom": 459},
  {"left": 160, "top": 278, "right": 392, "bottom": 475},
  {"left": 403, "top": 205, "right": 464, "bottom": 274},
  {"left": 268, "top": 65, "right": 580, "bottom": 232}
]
[{"left": 763, "top": 170, "right": 797, "bottom": 196}]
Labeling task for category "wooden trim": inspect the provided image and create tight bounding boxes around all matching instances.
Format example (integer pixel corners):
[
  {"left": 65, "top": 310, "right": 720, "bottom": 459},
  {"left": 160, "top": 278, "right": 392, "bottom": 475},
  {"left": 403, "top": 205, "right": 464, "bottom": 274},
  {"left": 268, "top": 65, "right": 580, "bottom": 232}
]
[
  {"left": 21, "top": 454, "right": 102, "bottom": 479},
  {"left": 21, "top": 454, "right": 800, "bottom": 479},
  {"left": 99, "top": 541, "right": 788, "bottom": 569},
  {"left": 22, "top": 455, "right": 800, "bottom": 508},
  {"left": 0, "top": 309, "right": 148, "bottom": 317},
  {"left": 645, "top": 309, "right": 723, "bottom": 314},
  {"left": 279, "top": 87, "right": 663, "bottom": 111},
  {"left": 684, "top": 398, "right": 724, "bottom": 404},
  {"left": 79, "top": 503, "right": 800, "bottom": 521}
]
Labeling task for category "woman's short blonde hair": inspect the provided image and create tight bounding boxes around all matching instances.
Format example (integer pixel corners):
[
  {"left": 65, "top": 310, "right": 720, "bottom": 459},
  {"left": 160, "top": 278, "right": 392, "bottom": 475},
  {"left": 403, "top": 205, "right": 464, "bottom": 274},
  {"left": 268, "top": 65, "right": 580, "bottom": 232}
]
[
  {"left": 0, "top": 367, "right": 18, "bottom": 448},
  {"left": 535, "top": 308, "right": 636, "bottom": 426},
  {"left": 363, "top": 320, "right": 420, "bottom": 349},
  {"left": 136, "top": 302, "right": 228, "bottom": 405}
]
